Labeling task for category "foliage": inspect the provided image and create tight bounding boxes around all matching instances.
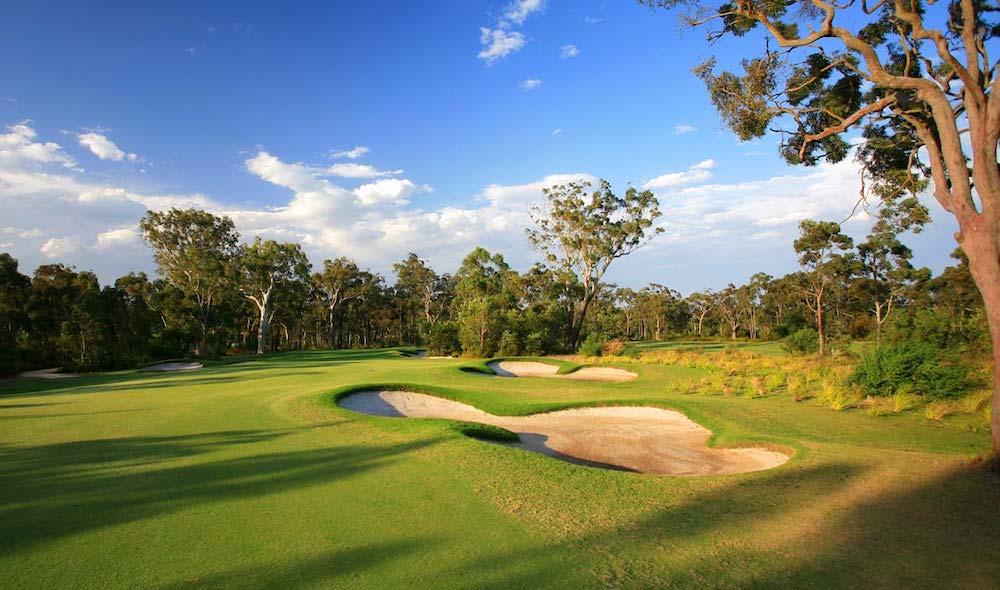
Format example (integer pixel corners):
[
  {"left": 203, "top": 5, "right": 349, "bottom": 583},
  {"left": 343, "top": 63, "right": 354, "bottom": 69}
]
[
  {"left": 527, "top": 179, "right": 663, "bottom": 348},
  {"left": 577, "top": 332, "right": 607, "bottom": 357},
  {"left": 851, "top": 342, "right": 973, "bottom": 400},
  {"left": 783, "top": 327, "right": 819, "bottom": 355}
]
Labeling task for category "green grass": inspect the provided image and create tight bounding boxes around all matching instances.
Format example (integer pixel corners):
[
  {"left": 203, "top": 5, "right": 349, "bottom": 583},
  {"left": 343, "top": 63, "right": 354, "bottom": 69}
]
[
  {"left": 0, "top": 349, "right": 997, "bottom": 589},
  {"left": 629, "top": 339, "right": 789, "bottom": 356}
]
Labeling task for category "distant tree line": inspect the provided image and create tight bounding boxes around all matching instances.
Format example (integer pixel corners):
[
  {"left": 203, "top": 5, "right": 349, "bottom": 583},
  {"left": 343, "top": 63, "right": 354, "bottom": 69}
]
[{"left": 0, "top": 184, "right": 985, "bottom": 375}]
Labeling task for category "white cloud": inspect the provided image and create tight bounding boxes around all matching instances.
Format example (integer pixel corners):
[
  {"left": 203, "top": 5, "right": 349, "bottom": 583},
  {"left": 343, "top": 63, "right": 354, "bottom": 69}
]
[
  {"left": 0, "top": 121, "right": 961, "bottom": 294},
  {"left": 673, "top": 124, "right": 698, "bottom": 136},
  {"left": 560, "top": 44, "right": 580, "bottom": 59},
  {"left": 77, "top": 132, "right": 138, "bottom": 162},
  {"left": 0, "top": 121, "right": 78, "bottom": 170},
  {"left": 643, "top": 159, "right": 715, "bottom": 190},
  {"left": 478, "top": 28, "right": 525, "bottom": 65},
  {"left": 41, "top": 237, "right": 81, "bottom": 259},
  {"left": 519, "top": 79, "right": 543, "bottom": 92},
  {"left": 330, "top": 146, "right": 369, "bottom": 159},
  {"left": 584, "top": 16, "right": 605, "bottom": 24},
  {"left": 325, "top": 162, "right": 402, "bottom": 178},
  {"left": 551, "top": 129, "right": 562, "bottom": 136},
  {"left": 93, "top": 227, "right": 140, "bottom": 250},
  {"left": 353, "top": 178, "right": 429, "bottom": 207},
  {"left": 504, "top": 0, "right": 546, "bottom": 25}
]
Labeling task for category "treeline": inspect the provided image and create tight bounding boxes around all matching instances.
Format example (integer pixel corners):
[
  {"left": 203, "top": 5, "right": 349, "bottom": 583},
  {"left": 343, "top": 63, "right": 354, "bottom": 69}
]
[{"left": 0, "top": 192, "right": 986, "bottom": 375}]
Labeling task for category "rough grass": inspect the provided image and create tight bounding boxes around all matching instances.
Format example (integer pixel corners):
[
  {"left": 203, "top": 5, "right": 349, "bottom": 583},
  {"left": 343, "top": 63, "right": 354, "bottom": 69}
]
[{"left": 0, "top": 348, "right": 997, "bottom": 589}]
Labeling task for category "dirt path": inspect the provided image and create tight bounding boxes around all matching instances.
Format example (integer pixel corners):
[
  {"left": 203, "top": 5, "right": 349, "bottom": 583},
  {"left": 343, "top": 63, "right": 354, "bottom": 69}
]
[
  {"left": 339, "top": 390, "right": 789, "bottom": 475},
  {"left": 488, "top": 360, "right": 637, "bottom": 383}
]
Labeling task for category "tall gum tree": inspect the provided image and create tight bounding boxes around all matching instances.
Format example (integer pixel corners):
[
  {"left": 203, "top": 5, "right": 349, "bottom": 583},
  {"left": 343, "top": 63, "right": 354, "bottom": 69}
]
[
  {"left": 236, "top": 238, "right": 311, "bottom": 355},
  {"left": 639, "top": 0, "right": 1000, "bottom": 455},
  {"left": 139, "top": 208, "right": 239, "bottom": 356},
  {"left": 527, "top": 179, "right": 663, "bottom": 350}
]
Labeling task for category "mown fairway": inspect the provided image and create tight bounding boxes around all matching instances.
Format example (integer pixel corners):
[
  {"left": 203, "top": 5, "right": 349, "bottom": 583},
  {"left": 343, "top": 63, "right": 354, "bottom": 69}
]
[{"left": 1, "top": 349, "right": 997, "bottom": 589}]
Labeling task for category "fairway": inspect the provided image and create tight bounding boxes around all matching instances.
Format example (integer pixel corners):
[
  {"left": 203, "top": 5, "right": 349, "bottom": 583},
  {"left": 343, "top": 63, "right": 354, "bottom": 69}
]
[{"left": 1, "top": 349, "right": 997, "bottom": 589}]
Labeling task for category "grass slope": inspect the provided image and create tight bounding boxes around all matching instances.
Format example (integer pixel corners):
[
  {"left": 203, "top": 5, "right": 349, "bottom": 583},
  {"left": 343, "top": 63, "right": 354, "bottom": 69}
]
[{"left": 0, "top": 349, "right": 997, "bottom": 589}]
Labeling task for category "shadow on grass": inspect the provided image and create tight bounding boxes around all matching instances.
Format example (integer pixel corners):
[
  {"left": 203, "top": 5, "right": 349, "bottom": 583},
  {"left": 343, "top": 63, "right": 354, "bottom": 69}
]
[
  {"left": 153, "top": 540, "right": 436, "bottom": 590},
  {"left": 447, "top": 461, "right": 1000, "bottom": 589},
  {"left": 0, "top": 349, "right": 411, "bottom": 399},
  {"left": 0, "top": 429, "right": 440, "bottom": 556}
]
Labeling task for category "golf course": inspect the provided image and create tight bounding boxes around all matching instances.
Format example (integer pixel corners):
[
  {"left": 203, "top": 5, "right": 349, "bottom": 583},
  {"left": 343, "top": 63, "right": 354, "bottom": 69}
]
[{"left": 2, "top": 348, "right": 996, "bottom": 589}]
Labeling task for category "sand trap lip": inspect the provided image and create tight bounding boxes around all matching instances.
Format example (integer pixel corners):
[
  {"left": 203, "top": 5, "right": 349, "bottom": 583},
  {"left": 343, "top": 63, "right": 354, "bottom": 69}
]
[
  {"left": 142, "top": 362, "right": 204, "bottom": 372},
  {"left": 338, "top": 390, "right": 789, "bottom": 475},
  {"left": 487, "top": 361, "right": 637, "bottom": 383},
  {"left": 17, "top": 368, "right": 79, "bottom": 380},
  {"left": 401, "top": 350, "right": 428, "bottom": 358}
]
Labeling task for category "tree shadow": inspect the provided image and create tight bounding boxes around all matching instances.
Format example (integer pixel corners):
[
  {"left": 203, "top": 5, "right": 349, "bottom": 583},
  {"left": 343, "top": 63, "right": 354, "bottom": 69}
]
[
  {"left": 446, "top": 461, "right": 1000, "bottom": 589},
  {"left": 0, "top": 430, "right": 439, "bottom": 555}
]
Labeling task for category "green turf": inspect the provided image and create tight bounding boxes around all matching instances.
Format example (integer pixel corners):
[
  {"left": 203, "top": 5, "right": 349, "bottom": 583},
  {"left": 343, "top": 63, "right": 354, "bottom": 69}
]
[
  {"left": 1, "top": 349, "right": 997, "bottom": 589},
  {"left": 628, "top": 340, "right": 789, "bottom": 356}
]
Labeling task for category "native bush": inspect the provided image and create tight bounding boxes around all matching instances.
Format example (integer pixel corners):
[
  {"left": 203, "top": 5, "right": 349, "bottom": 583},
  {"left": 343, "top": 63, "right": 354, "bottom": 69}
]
[
  {"left": 850, "top": 341, "right": 972, "bottom": 399},
  {"left": 577, "top": 332, "right": 607, "bottom": 357},
  {"left": 783, "top": 328, "right": 819, "bottom": 355}
]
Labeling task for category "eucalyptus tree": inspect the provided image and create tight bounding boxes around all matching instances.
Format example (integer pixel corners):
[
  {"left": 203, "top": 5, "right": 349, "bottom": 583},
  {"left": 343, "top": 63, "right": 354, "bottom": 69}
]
[
  {"left": 139, "top": 208, "right": 240, "bottom": 356},
  {"left": 527, "top": 179, "right": 663, "bottom": 349},
  {"left": 686, "top": 290, "right": 715, "bottom": 337},
  {"left": 857, "top": 197, "right": 931, "bottom": 339},
  {"left": 0, "top": 254, "right": 30, "bottom": 374},
  {"left": 794, "top": 220, "right": 855, "bottom": 354},
  {"left": 314, "top": 257, "right": 366, "bottom": 348},
  {"left": 639, "top": 0, "right": 1000, "bottom": 453},
  {"left": 236, "top": 238, "right": 311, "bottom": 355},
  {"left": 715, "top": 284, "right": 745, "bottom": 340},
  {"left": 453, "top": 247, "right": 517, "bottom": 356}
]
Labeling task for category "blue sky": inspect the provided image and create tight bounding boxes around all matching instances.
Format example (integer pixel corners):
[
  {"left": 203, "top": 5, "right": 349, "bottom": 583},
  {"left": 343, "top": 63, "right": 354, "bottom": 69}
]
[{"left": 0, "top": 0, "right": 960, "bottom": 293}]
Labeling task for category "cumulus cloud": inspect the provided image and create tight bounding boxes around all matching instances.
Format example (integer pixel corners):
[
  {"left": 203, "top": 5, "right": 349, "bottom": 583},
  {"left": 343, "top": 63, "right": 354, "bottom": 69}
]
[
  {"left": 673, "top": 124, "right": 698, "bottom": 136},
  {"left": 325, "top": 162, "right": 402, "bottom": 178},
  {"left": 0, "top": 121, "right": 959, "bottom": 294},
  {"left": 0, "top": 121, "right": 78, "bottom": 170},
  {"left": 643, "top": 159, "right": 715, "bottom": 190},
  {"left": 41, "top": 236, "right": 82, "bottom": 259},
  {"left": 519, "top": 79, "right": 543, "bottom": 92},
  {"left": 504, "top": 0, "right": 546, "bottom": 25},
  {"left": 353, "top": 178, "right": 429, "bottom": 207},
  {"left": 330, "top": 146, "right": 369, "bottom": 159},
  {"left": 77, "top": 132, "right": 138, "bottom": 162},
  {"left": 560, "top": 44, "right": 579, "bottom": 59},
  {"left": 478, "top": 28, "right": 526, "bottom": 65}
]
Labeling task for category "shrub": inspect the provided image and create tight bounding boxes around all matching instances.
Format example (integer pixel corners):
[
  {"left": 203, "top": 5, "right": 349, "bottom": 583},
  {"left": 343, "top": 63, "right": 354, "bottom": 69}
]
[
  {"left": 960, "top": 389, "right": 992, "bottom": 414},
  {"left": 497, "top": 330, "right": 521, "bottom": 357},
  {"left": 924, "top": 400, "right": 955, "bottom": 421},
  {"left": 890, "top": 390, "right": 920, "bottom": 413},
  {"left": 426, "top": 321, "right": 461, "bottom": 357},
  {"left": 577, "top": 332, "right": 607, "bottom": 357},
  {"left": 850, "top": 341, "right": 972, "bottom": 399},
  {"left": 783, "top": 328, "right": 819, "bottom": 355},
  {"left": 603, "top": 339, "right": 627, "bottom": 357}
]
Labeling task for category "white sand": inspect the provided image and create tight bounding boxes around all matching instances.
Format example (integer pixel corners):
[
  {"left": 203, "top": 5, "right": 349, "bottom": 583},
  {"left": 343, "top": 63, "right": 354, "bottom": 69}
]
[
  {"left": 339, "top": 390, "right": 789, "bottom": 475},
  {"left": 488, "top": 361, "right": 637, "bottom": 383},
  {"left": 142, "top": 362, "right": 204, "bottom": 372},
  {"left": 17, "top": 368, "right": 79, "bottom": 379}
]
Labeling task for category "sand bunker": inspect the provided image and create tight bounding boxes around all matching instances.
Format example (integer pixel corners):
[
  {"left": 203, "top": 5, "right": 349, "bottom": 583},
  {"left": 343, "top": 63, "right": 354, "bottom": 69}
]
[
  {"left": 487, "top": 361, "right": 637, "bottom": 383},
  {"left": 401, "top": 350, "right": 428, "bottom": 359},
  {"left": 17, "top": 368, "right": 78, "bottom": 379},
  {"left": 338, "top": 391, "right": 789, "bottom": 475},
  {"left": 142, "top": 362, "right": 203, "bottom": 372}
]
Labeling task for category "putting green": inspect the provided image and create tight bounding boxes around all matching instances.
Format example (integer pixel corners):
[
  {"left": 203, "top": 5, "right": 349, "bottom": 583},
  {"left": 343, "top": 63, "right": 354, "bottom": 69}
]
[{"left": 0, "top": 349, "right": 997, "bottom": 589}]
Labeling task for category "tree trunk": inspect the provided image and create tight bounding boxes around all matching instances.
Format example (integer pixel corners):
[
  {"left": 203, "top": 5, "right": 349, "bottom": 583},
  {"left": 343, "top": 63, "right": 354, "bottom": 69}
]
[
  {"left": 816, "top": 291, "right": 825, "bottom": 356},
  {"left": 256, "top": 305, "right": 269, "bottom": 356},
  {"left": 959, "top": 229, "right": 1000, "bottom": 455}
]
